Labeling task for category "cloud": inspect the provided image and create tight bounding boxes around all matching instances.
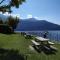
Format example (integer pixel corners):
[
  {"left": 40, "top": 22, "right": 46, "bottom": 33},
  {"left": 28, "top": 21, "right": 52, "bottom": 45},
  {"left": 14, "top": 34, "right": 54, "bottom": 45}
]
[
  {"left": 34, "top": 16, "right": 40, "bottom": 20},
  {"left": 3, "top": 12, "right": 10, "bottom": 16},
  {"left": 27, "top": 14, "right": 40, "bottom": 20},
  {"left": 3, "top": 12, "right": 20, "bottom": 18},
  {"left": 27, "top": 14, "right": 33, "bottom": 18}
]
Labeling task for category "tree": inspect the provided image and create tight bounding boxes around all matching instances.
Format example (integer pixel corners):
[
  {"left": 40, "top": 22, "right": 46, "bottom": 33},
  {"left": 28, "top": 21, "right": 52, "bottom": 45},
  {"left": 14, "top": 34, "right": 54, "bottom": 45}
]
[
  {"left": 0, "top": 0, "right": 25, "bottom": 33},
  {"left": 0, "top": 0, "right": 25, "bottom": 13},
  {"left": 7, "top": 16, "right": 19, "bottom": 30}
]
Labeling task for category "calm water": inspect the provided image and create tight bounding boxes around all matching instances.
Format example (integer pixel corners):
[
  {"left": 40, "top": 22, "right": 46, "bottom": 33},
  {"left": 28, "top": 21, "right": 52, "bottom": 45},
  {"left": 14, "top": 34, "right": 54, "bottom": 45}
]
[{"left": 16, "top": 31, "right": 60, "bottom": 42}]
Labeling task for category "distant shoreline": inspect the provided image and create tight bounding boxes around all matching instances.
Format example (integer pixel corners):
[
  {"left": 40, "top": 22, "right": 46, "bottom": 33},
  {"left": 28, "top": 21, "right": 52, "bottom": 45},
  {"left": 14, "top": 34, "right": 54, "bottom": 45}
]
[{"left": 15, "top": 30, "right": 60, "bottom": 32}]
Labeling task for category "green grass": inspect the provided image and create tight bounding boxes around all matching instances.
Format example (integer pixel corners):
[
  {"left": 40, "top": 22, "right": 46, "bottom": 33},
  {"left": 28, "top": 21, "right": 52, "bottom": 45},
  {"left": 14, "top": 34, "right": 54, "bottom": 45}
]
[
  {"left": 0, "top": 33, "right": 60, "bottom": 60},
  {"left": 0, "top": 33, "right": 31, "bottom": 54}
]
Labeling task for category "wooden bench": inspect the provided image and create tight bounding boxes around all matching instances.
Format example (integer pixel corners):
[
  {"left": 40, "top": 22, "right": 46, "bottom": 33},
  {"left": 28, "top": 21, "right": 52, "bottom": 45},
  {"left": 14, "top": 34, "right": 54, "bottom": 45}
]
[
  {"left": 31, "top": 40, "right": 41, "bottom": 52},
  {"left": 50, "top": 46, "right": 57, "bottom": 50},
  {"left": 48, "top": 41, "right": 54, "bottom": 45},
  {"left": 31, "top": 40, "right": 40, "bottom": 46},
  {"left": 43, "top": 46, "right": 51, "bottom": 51}
]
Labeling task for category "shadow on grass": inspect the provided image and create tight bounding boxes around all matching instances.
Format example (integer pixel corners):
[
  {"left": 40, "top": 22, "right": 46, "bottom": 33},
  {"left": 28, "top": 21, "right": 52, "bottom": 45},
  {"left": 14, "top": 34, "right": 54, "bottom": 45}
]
[
  {"left": 33, "top": 46, "right": 57, "bottom": 55},
  {"left": 32, "top": 46, "right": 41, "bottom": 53},
  {"left": 0, "top": 48, "right": 25, "bottom": 60},
  {"left": 42, "top": 47, "right": 57, "bottom": 55}
]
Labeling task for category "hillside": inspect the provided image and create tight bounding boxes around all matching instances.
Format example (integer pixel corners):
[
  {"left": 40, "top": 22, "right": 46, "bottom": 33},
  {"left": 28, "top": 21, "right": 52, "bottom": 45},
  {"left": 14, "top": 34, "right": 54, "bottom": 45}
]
[{"left": 15, "top": 18, "right": 60, "bottom": 31}]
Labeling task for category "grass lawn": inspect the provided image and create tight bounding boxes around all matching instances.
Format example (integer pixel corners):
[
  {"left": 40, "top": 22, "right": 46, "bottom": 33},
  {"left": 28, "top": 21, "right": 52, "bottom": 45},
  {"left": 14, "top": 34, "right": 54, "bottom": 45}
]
[{"left": 0, "top": 33, "right": 60, "bottom": 60}]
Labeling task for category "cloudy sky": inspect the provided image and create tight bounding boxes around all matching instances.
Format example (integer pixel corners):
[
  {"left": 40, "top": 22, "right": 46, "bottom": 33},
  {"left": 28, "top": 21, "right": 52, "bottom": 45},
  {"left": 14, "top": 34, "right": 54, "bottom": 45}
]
[{"left": 1, "top": 0, "right": 60, "bottom": 25}]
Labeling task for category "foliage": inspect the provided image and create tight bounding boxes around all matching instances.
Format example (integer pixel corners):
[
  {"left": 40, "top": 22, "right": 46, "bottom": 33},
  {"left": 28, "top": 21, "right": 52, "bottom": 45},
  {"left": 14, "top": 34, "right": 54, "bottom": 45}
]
[
  {"left": 0, "top": 19, "right": 3, "bottom": 24},
  {"left": 0, "top": 16, "right": 19, "bottom": 33},
  {"left": 0, "top": 0, "right": 25, "bottom": 32},
  {"left": 0, "top": 24, "right": 13, "bottom": 33},
  {"left": 0, "top": 0, "right": 26, "bottom": 13},
  {"left": 6, "top": 16, "right": 19, "bottom": 30},
  {"left": 10, "top": 0, "right": 25, "bottom": 8}
]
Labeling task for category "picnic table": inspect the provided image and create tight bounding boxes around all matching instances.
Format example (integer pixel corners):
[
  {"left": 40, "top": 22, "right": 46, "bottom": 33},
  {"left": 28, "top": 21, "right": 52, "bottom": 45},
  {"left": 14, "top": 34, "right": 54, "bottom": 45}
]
[
  {"left": 31, "top": 40, "right": 40, "bottom": 46},
  {"left": 35, "top": 36, "right": 49, "bottom": 41},
  {"left": 31, "top": 36, "right": 57, "bottom": 52},
  {"left": 35, "top": 36, "right": 54, "bottom": 45}
]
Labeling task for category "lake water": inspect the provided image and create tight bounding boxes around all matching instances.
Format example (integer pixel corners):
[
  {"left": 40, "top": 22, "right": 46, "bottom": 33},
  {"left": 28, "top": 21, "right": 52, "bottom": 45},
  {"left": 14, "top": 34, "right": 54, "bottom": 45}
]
[{"left": 16, "top": 31, "right": 60, "bottom": 42}]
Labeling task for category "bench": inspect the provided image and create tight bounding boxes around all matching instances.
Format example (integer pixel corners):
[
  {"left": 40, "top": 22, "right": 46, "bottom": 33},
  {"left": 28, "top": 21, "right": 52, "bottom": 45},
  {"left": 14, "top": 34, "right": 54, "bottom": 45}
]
[
  {"left": 43, "top": 46, "right": 51, "bottom": 51},
  {"left": 48, "top": 41, "right": 54, "bottom": 45},
  {"left": 50, "top": 46, "right": 57, "bottom": 51},
  {"left": 31, "top": 40, "right": 40, "bottom": 46},
  {"left": 31, "top": 40, "right": 41, "bottom": 52}
]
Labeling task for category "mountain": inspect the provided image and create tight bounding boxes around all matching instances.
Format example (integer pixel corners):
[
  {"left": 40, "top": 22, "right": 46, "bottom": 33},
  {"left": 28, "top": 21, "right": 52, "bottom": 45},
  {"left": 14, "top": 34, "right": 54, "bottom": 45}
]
[
  {"left": 0, "top": 14, "right": 60, "bottom": 31},
  {"left": 15, "top": 18, "right": 60, "bottom": 31}
]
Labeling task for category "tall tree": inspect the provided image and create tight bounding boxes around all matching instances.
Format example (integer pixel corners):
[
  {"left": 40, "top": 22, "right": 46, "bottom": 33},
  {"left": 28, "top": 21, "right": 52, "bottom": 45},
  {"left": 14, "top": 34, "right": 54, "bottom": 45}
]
[
  {"left": 7, "top": 16, "right": 19, "bottom": 30},
  {"left": 0, "top": 0, "right": 25, "bottom": 32}
]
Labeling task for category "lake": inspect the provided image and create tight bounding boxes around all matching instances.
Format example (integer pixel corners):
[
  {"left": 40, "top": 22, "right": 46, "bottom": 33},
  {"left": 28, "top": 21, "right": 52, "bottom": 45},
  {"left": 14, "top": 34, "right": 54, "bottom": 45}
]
[{"left": 16, "top": 31, "right": 60, "bottom": 42}]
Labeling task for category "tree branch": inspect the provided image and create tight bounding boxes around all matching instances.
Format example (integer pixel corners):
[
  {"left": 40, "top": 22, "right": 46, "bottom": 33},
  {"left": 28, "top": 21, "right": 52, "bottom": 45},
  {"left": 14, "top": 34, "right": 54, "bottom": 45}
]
[{"left": 0, "top": 0, "right": 5, "bottom": 4}]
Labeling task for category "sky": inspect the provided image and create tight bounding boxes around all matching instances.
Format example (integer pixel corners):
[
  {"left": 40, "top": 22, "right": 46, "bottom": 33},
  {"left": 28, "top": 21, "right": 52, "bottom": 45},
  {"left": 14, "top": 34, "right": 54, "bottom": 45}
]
[{"left": 0, "top": 0, "right": 60, "bottom": 25}]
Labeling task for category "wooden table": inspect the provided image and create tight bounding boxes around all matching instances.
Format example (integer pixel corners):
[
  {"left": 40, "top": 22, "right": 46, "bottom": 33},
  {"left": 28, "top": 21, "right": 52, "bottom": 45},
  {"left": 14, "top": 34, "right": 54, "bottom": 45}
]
[
  {"left": 35, "top": 36, "right": 54, "bottom": 45},
  {"left": 31, "top": 40, "right": 40, "bottom": 46},
  {"left": 35, "top": 36, "right": 49, "bottom": 41},
  {"left": 31, "top": 37, "right": 56, "bottom": 52}
]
